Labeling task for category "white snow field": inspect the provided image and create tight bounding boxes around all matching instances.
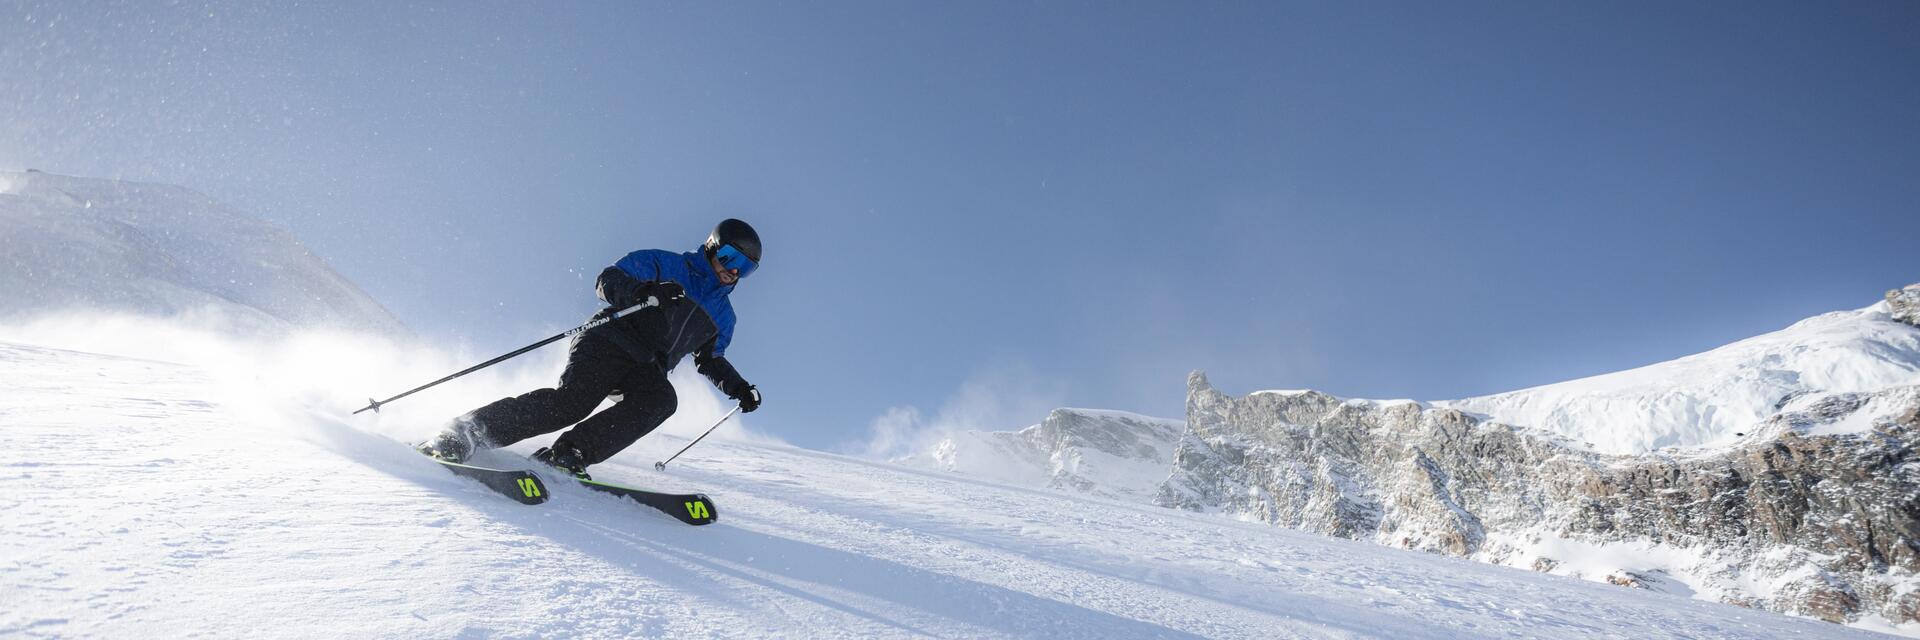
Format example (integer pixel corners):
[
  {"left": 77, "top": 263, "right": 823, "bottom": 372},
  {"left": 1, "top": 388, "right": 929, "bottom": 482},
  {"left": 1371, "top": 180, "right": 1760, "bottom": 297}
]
[
  {"left": 1441, "top": 302, "right": 1920, "bottom": 454},
  {"left": 0, "top": 334, "right": 1895, "bottom": 639}
]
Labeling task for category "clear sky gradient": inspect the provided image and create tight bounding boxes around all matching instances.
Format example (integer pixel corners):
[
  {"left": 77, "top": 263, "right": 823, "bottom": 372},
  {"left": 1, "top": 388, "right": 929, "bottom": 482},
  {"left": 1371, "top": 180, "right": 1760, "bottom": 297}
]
[{"left": 4, "top": 1, "right": 1917, "bottom": 450}]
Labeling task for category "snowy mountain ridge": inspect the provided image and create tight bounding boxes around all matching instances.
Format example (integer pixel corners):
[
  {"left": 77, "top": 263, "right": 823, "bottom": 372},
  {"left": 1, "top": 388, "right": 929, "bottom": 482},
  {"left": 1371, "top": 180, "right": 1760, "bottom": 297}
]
[
  {"left": 0, "top": 170, "right": 406, "bottom": 337},
  {"left": 914, "top": 294, "right": 1920, "bottom": 495}
]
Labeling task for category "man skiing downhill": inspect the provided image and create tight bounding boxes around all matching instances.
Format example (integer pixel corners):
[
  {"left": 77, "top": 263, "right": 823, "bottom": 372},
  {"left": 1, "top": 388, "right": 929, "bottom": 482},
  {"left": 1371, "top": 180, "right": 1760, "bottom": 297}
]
[{"left": 419, "top": 219, "right": 764, "bottom": 478}]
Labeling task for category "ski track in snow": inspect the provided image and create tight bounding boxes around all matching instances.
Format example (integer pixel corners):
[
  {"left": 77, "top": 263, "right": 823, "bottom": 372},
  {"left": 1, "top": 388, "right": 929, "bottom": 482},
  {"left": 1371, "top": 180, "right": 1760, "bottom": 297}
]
[{"left": 0, "top": 341, "right": 1894, "bottom": 639}]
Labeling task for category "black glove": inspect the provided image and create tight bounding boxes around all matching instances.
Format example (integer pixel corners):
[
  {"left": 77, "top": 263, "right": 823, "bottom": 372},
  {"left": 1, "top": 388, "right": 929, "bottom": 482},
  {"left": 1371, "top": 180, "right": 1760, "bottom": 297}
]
[
  {"left": 696, "top": 350, "right": 756, "bottom": 412},
  {"left": 640, "top": 280, "right": 686, "bottom": 304},
  {"left": 597, "top": 266, "right": 685, "bottom": 309},
  {"left": 733, "top": 385, "right": 761, "bottom": 413}
]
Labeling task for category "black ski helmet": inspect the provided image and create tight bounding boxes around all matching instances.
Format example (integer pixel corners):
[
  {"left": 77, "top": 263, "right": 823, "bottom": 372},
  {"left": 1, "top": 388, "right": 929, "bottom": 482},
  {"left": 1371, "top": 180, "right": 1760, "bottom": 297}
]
[{"left": 703, "top": 217, "right": 762, "bottom": 268}]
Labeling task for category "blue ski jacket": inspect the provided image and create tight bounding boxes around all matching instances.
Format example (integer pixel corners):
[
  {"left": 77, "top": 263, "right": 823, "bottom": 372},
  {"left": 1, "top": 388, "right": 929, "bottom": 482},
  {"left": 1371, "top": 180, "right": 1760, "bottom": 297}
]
[
  {"left": 590, "top": 247, "right": 751, "bottom": 399},
  {"left": 609, "top": 249, "right": 738, "bottom": 357}
]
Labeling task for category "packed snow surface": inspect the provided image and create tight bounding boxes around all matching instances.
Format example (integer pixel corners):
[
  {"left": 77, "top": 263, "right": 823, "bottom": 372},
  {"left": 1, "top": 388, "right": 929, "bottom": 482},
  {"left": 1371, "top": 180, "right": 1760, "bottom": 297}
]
[
  {"left": 1439, "top": 304, "right": 1920, "bottom": 454},
  {"left": 1, "top": 337, "right": 1894, "bottom": 639}
]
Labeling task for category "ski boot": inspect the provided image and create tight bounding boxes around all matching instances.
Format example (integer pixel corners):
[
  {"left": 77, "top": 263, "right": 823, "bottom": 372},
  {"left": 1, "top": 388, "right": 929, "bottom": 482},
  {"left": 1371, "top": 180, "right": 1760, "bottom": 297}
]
[
  {"left": 417, "top": 419, "right": 483, "bottom": 463},
  {"left": 531, "top": 443, "right": 593, "bottom": 480}
]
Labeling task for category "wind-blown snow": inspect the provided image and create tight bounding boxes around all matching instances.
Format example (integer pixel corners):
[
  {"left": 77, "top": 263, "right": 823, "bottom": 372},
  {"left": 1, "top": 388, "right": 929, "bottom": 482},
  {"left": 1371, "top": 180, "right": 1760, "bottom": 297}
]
[
  {"left": 1438, "top": 304, "right": 1920, "bottom": 454},
  {"left": 1, "top": 334, "right": 1895, "bottom": 638},
  {"left": 903, "top": 409, "right": 1185, "bottom": 501}
]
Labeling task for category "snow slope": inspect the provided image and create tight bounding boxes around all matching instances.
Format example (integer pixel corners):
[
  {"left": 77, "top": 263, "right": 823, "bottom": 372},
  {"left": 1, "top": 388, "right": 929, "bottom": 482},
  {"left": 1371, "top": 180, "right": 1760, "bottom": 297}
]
[
  {"left": 1, "top": 337, "right": 1898, "bottom": 639},
  {"left": 1440, "top": 303, "right": 1920, "bottom": 454}
]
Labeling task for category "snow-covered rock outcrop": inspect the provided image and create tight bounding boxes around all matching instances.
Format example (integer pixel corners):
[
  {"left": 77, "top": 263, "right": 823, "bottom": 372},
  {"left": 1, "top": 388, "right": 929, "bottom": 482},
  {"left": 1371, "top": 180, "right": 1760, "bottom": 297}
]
[
  {"left": 915, "top": 409, "right": 1183, "bottom": 501},
  {"left": 1891, "top": 283, "right": 1920, "bottom": 328},
  {"left": 0, "top": 170, "right": 406, "bottom": 336},
  {"left": 1157, "top": 298, "right": 1920, "bottom": 630}
]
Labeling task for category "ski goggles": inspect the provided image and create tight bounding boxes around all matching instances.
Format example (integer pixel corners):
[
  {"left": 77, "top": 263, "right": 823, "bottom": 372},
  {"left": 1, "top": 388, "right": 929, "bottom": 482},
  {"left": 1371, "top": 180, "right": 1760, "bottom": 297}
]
[{"left": 714, "top": 243, "right": 759, "bottom": 280}]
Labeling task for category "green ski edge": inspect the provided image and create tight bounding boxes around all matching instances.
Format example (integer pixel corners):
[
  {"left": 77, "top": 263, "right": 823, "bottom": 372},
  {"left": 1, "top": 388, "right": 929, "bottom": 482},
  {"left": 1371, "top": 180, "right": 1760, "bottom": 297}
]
[{"left": 576, "top": 478, "right": 718, "bottom": 526}]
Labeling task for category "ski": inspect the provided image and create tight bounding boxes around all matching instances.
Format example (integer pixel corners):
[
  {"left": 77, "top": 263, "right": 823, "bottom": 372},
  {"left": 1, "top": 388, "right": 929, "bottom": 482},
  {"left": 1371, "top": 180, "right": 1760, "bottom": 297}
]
[
  {"left": 419, "top": 449, "right": 713, "bottom": 524},
  {"left": 426, "top": 457, "right": 550, "bottom": 505},
  {"left": 576, "top": 477, "right": 718, "bottom": 526}
]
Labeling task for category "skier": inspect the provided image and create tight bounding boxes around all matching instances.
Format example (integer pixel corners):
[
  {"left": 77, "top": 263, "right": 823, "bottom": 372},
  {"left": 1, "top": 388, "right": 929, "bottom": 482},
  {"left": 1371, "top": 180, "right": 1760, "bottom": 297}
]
[{"left": 419, "top": 219, "right": 764, "bottom": 478}]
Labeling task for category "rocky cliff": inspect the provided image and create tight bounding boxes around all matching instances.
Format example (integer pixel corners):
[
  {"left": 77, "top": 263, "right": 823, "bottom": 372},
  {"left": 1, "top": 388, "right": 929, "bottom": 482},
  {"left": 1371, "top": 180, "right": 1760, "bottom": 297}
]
[{"left": 1158, "top": 370, "right": 1919, "bottom": 626}]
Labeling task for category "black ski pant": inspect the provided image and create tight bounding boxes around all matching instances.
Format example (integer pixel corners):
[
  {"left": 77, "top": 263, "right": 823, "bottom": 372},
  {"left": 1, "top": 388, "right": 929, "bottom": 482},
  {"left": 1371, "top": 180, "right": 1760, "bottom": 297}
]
[{"left": 460, "top": 329, "right": 676, "bottom": 465}]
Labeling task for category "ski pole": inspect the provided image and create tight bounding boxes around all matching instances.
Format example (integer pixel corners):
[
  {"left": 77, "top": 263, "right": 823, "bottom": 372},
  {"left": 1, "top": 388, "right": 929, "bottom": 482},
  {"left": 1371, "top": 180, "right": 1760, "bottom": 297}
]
[
  {"left": 655, "top": 407, "right": 739, "bottom": 471},
  {"left": 353, "top": 300, "right": 658, "bottom": 414}
]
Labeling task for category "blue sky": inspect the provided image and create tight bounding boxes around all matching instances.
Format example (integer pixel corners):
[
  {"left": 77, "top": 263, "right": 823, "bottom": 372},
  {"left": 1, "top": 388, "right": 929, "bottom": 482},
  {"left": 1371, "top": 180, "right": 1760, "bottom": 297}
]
[{"left": 4, "top": 1, "right": 1917, "bottom": 450}]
